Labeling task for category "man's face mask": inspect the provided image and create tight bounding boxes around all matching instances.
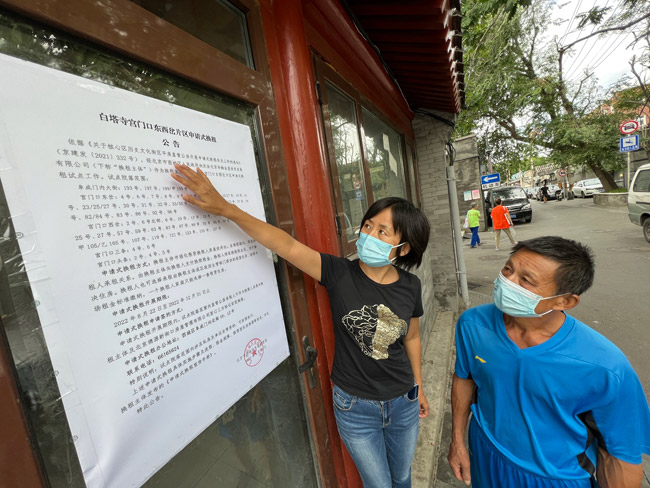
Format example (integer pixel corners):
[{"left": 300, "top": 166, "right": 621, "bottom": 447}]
[
  {"left": 493, "top": 271, "right": 565, "bottom": 317},
  {"left": 356, "top": 232, "right": 405, "bottom": 268}
]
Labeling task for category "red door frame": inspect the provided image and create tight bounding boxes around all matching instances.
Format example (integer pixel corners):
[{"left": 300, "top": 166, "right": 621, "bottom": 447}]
[
  {"left": 261, "top": 1, "right": 416, "bottom": 486},
  {"left": 261, "top": 0, "right": 350, "bottom": 485}
]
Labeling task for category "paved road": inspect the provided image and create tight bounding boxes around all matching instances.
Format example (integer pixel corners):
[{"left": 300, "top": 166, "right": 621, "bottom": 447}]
[{"left": 434, "top": 196, "right": 650, "bottom": 487}]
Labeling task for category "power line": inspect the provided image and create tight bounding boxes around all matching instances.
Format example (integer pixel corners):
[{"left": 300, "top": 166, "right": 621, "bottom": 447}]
[
  {"left": 560, "top": 0, "right": 583, "bottom": 45},
  {"left": 565, "top": 31, "right": 617, "bottom": 80},
  {"left": 565, "top": 1, "right": 629, "bottom": 83},
  {"left": 563, "top": 0, "right": 629, "bottom": 81},
  {"left": 565, "top": 0, "right": 602, "bottom": 73},
  {"left": 563, "top": 0, "right": 615, "bottom": 79},
  {"left": 580, "top": 32, "right": 629, "bottom": 79}
]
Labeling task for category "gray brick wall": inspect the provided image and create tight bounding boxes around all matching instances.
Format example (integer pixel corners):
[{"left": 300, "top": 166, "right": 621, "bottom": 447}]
[
  {"left": 412, "top": 113, "right": 458, "bottom": 347},
  {"left": 453, "top": 134, "right": 486, "bottom": 231}
]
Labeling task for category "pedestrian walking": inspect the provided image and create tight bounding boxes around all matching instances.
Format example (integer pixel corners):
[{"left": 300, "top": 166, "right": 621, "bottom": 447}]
[
  {"left": 490, "top": 198, "right": 516, "bottom": 250},
  {"left": 468, "top": 203, "right": 481, "bottom": 248},
  {"left": 171, "top": 164, "right": 431, "bottom": 488},
  {"left": 541, "top": 181, "right": 550, "bottom": 203},
  {"left": 448, "top": 237, "right": 650, "bottom": 488}
]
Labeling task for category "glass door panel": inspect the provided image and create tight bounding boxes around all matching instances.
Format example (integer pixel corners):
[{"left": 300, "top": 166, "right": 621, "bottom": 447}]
[
  {"left": 361, "top": 108, "right": 408, "bottom": 200},
  {"left": 324, "top": 83, "right": 368, "bottom": 247},
  {"left": 144, "top": 361, "right": 315, "bottom": 487},
  {"left": 131, "top": 0, "right": 255, "bottom": 69}
]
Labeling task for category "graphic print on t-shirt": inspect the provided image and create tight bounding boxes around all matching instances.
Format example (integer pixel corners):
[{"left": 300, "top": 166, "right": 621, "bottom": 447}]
[{"left": 342, "top": 304, "right": 407, "bottom": 360}]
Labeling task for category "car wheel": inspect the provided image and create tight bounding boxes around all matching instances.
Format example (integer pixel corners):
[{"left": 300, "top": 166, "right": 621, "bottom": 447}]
[{"left": 643, "top": 219, "right": 650, "bottom": 243}]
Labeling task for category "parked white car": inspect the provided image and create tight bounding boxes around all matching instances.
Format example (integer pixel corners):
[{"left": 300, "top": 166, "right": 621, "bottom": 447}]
[
  {"left": 628, "top": 163, "right": 650, "bottom": 243},
  {"left": 572, "top": 178, "right": 604, "bottom": 198}
]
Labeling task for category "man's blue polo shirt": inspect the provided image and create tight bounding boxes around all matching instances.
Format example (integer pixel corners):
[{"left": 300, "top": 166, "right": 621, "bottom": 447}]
[{"left": 455, "top": 304, "right": 650, "bottom": 480}]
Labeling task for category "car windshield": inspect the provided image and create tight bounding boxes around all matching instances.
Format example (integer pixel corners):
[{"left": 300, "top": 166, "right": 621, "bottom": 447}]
[
  {"left": 585, "top": 178, "right": 601, "bottom": 185},
  {"left": 493, "top": 188, "right": 527, "bottom": 200}
]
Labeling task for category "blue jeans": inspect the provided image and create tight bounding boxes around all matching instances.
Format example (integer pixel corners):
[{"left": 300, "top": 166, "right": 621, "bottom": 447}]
[
  {"left": 332, "top": 384, "right": 419, "bottom": 488},
  {"left": 470, "top": 226, "right": 481, "bottom": 247}
]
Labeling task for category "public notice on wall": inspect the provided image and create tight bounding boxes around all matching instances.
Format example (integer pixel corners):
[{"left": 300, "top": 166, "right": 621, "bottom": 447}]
[{"left": 0, "top": 54, "right": 289, "bottom": 488}]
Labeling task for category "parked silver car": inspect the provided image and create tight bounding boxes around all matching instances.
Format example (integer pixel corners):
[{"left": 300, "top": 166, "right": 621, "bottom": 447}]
[
  {"left": 572, "top": 178, "right": 604, "bottom": 198},
  {"left": 628, "top": 163, "right": 650, "bottom": 243}
]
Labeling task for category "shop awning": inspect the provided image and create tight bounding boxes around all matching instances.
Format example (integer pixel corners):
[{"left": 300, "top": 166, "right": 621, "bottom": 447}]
[{"left": 343, "top": 0, "right": 464, "bottom": 114}]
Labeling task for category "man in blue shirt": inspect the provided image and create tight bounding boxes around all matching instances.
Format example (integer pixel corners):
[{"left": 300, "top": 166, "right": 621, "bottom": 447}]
[{"left": 448, "top": 236, "right": 650, "bottom": 487}]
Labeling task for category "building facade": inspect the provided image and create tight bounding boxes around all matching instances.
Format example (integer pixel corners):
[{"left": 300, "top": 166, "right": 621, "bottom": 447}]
[{"left": 0, "top": 1, "right": 463, "bottom": 487}]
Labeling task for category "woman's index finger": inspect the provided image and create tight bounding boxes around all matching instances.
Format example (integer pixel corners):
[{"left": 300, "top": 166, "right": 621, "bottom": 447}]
[{"left": 173, "top": 163, "right": 201, "bottom": 180}]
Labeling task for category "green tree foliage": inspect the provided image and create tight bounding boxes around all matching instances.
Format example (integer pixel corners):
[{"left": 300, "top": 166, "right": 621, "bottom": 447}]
[
  {"left": 576, "top": 2, "right": 650, "bottom": 153},
  {"left": 457, "top": 0, "right": 649, "bottom": 190}
]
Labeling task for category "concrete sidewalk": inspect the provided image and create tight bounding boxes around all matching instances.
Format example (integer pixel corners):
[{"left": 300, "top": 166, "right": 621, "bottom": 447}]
[
  {"left": 412, "top": 309, "right": 457, "bottom": 488},
  {"left": 426, "top": 290, "right": 492, "bottom": 488}
]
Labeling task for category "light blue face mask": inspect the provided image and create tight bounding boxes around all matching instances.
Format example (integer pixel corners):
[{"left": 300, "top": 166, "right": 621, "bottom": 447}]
[
  {"left": 356, "top": 232, "right": 405, "bottom": 268},
  {"left": 493, "top": 271, "right": 565, "bottom": 317}
]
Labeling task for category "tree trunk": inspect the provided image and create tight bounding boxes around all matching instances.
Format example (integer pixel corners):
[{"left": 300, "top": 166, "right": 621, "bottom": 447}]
[{"left": 587, "top": 161, "right": 618, "bottom": 191}]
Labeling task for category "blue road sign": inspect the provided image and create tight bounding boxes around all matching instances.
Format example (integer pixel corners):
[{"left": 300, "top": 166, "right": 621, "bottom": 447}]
[
  {"left": 620, "top": 135, "right": 640, "bottom": 152},
  {"left": 481, "top": 173, "right": 501, "bottom": 189},
  {"left": 481, "top": 173, "right": 500, "bottom": 185}
]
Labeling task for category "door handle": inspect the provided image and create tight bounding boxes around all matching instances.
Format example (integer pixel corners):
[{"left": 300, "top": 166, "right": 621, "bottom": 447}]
[{"left": 298, "top": 336, "right": 318, "bottom": 389}]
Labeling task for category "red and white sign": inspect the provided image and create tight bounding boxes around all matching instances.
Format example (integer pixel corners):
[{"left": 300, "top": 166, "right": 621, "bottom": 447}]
[
  {"left": 558, "top": 169, "right": 567, "bottom": 177},
  {"left": 620, "top": 120, "right": 639, "bottom": 135}
]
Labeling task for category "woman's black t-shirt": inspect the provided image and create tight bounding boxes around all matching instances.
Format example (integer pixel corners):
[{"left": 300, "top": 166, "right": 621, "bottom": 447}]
[{"left": 319, "top": 253, "right": 423, "bottom": 401}]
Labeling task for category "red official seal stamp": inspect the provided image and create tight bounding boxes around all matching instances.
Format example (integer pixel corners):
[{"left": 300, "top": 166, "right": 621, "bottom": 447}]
[{"left": 244, "top": 338, "right": 264, "bottom": 367}]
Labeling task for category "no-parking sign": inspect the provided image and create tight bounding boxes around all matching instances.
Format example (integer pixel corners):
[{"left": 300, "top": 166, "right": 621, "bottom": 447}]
[{"left": 620, "top": 120, "right": 639, "bottom": 135}]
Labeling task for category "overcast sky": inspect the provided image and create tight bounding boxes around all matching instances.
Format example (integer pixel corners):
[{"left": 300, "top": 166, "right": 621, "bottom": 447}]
[{"left": 547, "top": 0, "right": 647, "bottom": 90}]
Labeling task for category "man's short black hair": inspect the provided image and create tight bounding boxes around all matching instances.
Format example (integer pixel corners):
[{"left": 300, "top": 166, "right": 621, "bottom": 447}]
[
  {"left": 495, "top": 198, "right": 502, "bottom": 205},
  {"left": 360, "top": 197, "right": 430, "bottom": 270},
  {"left": 511, "top": 236, "right": 595, "bottom": 295}
]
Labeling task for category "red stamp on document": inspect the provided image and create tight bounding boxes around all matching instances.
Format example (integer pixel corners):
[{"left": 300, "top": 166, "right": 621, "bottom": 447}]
[{"left": 244, "top": 338, "right": 264, "bottom": 367}]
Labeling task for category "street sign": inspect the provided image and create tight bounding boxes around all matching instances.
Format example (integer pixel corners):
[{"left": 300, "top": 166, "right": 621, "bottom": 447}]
[
  {"left": 620, "top": 120, "right": 639, "bottom": 135},
  {"left": 480, "top": 173, "right": 500, "bottom": 189},
  {"left": 620, "top": 135, "right": 640, "bottom": 152},
  {"left": 558, "top": 169, "right": 567, "bottom": 177}
]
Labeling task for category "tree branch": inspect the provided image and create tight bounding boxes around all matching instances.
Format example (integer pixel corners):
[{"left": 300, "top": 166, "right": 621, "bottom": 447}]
[
  {"left": 493, "top": 119, "right": 555, "bottom": 150},
  {"left": 629, "top": 56, "right": 650, "bottom": 114},
  {"left": 513, "top": 36, "right": 536, "bottom": 78},
  {"left": 570, "top": 72, "right": 593, "bottom": 108},
  {"left": 560, "top": 12, "right": 650, "bottom": 53},
  {"left": 467, "top": 5, "right": 508, "bottom": 76}
]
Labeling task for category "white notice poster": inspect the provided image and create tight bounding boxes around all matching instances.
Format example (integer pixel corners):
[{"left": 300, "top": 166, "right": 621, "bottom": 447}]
[{"left": 0, "top": 54, "right": 290, "bottom": 487}]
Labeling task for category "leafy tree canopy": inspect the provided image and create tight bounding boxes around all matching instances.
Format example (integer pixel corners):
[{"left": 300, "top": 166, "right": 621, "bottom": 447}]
[{"left": 457, "top": 0, "right": 650, "bottom": 190}]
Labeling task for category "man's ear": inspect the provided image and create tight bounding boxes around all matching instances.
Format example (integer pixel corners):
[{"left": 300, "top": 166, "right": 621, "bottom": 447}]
[{"left": 554, "top": 294, "right": 580, "bottom": 311}]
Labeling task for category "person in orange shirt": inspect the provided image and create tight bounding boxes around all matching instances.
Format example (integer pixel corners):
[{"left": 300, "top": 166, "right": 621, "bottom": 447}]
[{"left": 490, "top": 198, "right": 517, "bottom": 250}]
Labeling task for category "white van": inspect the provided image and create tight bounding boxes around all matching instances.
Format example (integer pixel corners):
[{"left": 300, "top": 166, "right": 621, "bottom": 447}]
[{"left": 628, "top": 163, "right": 650, "bottom": 243}]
